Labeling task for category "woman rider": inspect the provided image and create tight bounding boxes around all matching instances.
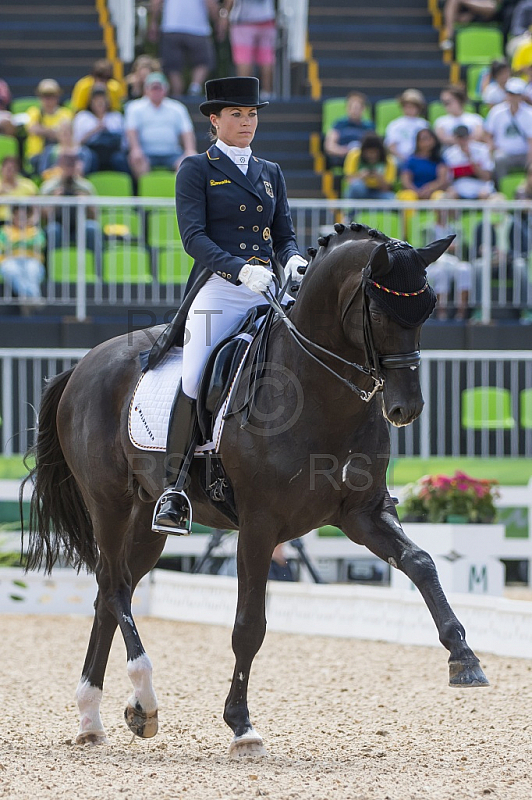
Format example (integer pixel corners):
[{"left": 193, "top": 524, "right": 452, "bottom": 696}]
[{"left": 153, "top": 76, "right": 307, "bottom": 534}]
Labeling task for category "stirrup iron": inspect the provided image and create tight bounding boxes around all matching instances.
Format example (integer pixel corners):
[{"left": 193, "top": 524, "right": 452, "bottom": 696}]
[{"left": 152, "top": 488, "right": 193, "bottom": 536}]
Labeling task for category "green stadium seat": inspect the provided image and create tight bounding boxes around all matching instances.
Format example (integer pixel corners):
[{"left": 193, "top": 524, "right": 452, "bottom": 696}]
[
  {"left": 499, "top": 172, "right": 526, "bottom": 200},
  {"left": 103, "top": 245, "right": 152, "bottom": 283},
  {"left": 461, "top": 387, "right": 515, "bottom": 429},
  {"left": 88, "top": 171, "right": 133, "bottom": 197},
  {"left": 353, "top": 211, "right": 402, "bottom": 240},
  {"left": 48, "top": 247, "right": 97, "bottom": 283},
  {"left": 374, "top": 99, "right": 402, "bottom": 136},
  {"left": 138, "top": 171, "right": 176, "bottom": 198},
  {"left": 520, "top": 389, "right": 532, "bottom": 428},
  {"left": 10, "top": 97, "right": 39, "bottom": 114},
  {"left": 148, "top": 209, "right": 181, "bottom": 248},
  {"left": 100, "top": 208, "right": 141, "bottom": 239},
  {"left": 157, "top": 244, "right": 194, "bottom": 283},
  {"left": 0, "top": 135, "right": 18, "bottom": 163},
  {"left": 455, "top": 25, "right": 504, "bottom": 65}
]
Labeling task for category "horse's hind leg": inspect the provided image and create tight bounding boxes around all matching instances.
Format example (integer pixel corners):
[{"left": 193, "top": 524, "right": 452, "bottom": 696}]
[
  {"left": 342, "top": 501, "right": 489, "bottom": 687},
  {"left": 76, "top": 504, "right": 165, "bottom": 744},
  {"left": 223, "top": 526, "right": 273, "bottom": 758}
]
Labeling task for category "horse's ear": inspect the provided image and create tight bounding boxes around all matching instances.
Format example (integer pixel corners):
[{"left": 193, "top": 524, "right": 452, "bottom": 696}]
[
  {"left": 367, "top": 242, "right": 391, "bottom": 278},
  {"left": 416, "top": 235, "right": 456, "bottom": 267}
]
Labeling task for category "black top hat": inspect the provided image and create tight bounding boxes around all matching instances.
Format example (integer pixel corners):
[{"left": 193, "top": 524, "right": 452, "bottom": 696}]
[{"left": 199, "top": 77, "right": 269, "bottom": 117}]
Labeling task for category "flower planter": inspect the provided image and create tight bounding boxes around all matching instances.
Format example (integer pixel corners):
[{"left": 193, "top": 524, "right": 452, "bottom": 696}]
[{"left": 391, "top": 523, "right": 507, "bottom": 596}]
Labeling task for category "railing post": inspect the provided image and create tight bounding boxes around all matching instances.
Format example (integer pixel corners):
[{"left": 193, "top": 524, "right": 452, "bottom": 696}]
[
  {"left": 76, "top": 202, "right": 87, "bottom": 322},
  {"left": 2, "top": 357, "right": 13, "bottom": 456},
  {"left": 480, "top": 204, "right": 492, "bottom": 324},
  {"left": 420, "top": 355, "right": 430, "bottom": 459}
]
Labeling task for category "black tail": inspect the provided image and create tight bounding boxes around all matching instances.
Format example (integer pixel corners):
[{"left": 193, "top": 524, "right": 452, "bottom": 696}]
[{"left": 22, "top": 368, "right": 98, "bottom": 574}]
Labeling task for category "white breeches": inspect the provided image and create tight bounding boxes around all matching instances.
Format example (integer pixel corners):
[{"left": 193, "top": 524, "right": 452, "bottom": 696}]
[{"left": 182, "top": 273, "right": 270, "bottom": 399}]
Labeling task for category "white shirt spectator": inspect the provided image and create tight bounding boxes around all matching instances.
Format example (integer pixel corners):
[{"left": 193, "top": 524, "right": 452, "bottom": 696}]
[
  {"left": 484, "top": 101, "right": 532, "bottom": 156},
  {"left": 384, "top": 116, "right": 428, "bottom": 161},
  {"left": 161, "top": 0, "right": 211, "bottom": 36},
  {"left": 434, "top": 111, "right": 484, "bottom": 141},
  {"left": 230, "top": 0, "right": 275, "bottom": 23},
  {"left": 444, "top": 140, "right": 494, "bottom": 198},
  {"left": 125, "top": 96, "right": 194, "bottom": 156},
  {"left": 482, "top": 82, "right": 507, "bottom": 106},
  {"left": 73, "top": 110, "right": 124, "bottom": 143}
]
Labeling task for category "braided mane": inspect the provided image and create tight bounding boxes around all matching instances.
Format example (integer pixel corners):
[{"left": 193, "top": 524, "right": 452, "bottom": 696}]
[{"left": 305, "top": 222, "right": 391, "bottom": 263}]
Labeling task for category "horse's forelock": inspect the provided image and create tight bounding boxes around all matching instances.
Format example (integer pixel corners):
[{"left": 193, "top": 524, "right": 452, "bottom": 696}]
[{"left": 307, "top": 223, "right": 390, "bottom": 269}]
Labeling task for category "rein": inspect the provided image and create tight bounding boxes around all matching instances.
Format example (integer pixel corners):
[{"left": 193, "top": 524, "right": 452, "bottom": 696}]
[{"left": 261, "top": 262, "right": 421, "bottom": 403}]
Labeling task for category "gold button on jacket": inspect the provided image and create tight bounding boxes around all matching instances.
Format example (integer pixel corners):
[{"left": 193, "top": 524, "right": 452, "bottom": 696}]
[{"left": 263, "top": 227, "right": 270, "bottom": 240}]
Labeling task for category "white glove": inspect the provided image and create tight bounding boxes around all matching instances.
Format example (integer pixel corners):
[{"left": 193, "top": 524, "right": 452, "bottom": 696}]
[
  {"left": 284, "top": 254, "right": 308, "bottom": 284},
  {"left": 238, "top": 263, "right": 273, "bottom": 294}
]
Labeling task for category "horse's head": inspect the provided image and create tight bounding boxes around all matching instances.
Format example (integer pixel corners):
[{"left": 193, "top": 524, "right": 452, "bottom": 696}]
[{"left": 359, "top": 234, "right": 454, "bottom": 426}]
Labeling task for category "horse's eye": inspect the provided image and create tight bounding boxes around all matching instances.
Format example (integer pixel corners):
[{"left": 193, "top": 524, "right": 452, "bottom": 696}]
[{"left": 371, "top": 311, "right": 381, "bottom": 321}]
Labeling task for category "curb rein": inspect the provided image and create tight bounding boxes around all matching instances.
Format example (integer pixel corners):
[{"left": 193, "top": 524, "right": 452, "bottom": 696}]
[{"left": 261, "top": 266, "right": 421, "bottom": 404}]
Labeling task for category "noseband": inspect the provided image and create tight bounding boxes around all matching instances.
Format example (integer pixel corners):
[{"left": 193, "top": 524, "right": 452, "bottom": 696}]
[{"left": 262, "top": 261, "right": 421, "bottom": 402}]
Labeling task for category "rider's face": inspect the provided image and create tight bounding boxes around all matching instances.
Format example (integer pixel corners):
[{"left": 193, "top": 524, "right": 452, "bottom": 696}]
[{"left": 211, "top": 107, "right": 258, "bottom": 148}]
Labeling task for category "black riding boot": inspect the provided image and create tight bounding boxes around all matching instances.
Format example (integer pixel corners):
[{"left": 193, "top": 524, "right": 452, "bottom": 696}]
[{"left": 152, "top": 385, "right": 197, "bottom": 535}]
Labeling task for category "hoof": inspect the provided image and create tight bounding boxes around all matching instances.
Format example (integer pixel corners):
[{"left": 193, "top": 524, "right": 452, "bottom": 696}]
[
  {"left": 229, "top": 728, "right": 268, "bottom": 759},
  {"left": 124, "top": 704, "right": 159, "bottom": 738},
  {"left": 75, "top": 730, "right": 108, "bottom": 746},
  {"left": 449, "top": 659, "right": 489, "bottom": 687}
]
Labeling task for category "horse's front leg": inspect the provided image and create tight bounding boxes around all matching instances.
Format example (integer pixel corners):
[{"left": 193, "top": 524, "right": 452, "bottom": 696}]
[
  {"left": 341, "top": 499, "right": 489, "bottom": 687},
  {"left": 223, "top": 526, "right": 274, "bottom": 758}
]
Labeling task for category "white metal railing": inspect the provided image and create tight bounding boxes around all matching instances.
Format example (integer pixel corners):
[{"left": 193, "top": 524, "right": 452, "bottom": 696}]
[
  {"left": 0, "top": 197, "right": 530, "bottom": 323},
  {"left": 0, "top": 348, "right": 530, "bottom": 458}
]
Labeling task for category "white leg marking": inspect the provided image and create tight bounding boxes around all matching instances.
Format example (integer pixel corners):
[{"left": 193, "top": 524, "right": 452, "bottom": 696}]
[
  {"left": 388, "top": 557, "right": 398, "bottom": 569},
  {"left": 127, "top": 653, "right": 158, "bottom": 715},
  {"left": 76, "top": 679, "right": 105, "bottom": 738}
]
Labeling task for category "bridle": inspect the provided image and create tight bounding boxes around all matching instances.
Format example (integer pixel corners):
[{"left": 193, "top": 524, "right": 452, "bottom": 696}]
[{"left": 261, "top": 263, "right": 422, "bottom": 403}]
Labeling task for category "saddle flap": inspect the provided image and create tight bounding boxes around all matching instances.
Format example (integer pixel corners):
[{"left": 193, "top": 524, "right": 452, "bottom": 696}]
[{"left": 196, "top": 304, "right": 268, "bottom": 440}]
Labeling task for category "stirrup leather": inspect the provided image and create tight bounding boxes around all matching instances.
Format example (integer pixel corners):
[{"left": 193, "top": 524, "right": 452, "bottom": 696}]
[{"left": 152, "top": 488, "right": 193, "bottom": 536}]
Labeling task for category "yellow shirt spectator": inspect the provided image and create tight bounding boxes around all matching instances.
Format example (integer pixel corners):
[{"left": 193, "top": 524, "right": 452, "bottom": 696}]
[
  {"left": 344, "top": 147, "right": 396, "bottom": 189},
  {"left": 25, "top": 105, "right": 72, "bottom": 160},
  {"left": 71, "top": 75, "right": 123, "bottom": 112},
  {"left": 0, "top": 155, "right": 38, "bottom": 222},
  {"left": 512, "top": 40, "right": 532, "bottom": 74}
]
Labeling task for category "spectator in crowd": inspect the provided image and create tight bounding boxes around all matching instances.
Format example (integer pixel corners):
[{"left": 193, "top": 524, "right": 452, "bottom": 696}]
[
  {"left": 0, "top": 80, "right": 15, "bottom": 137},
  {"left": 38, "top": 120, "right": 94, "bottom": 179},
  {"left": 384, "top": 89, "right": 428, "bottom": 163},
  {"left": 480, "top": 59, "right": 511, "bottom": 107},
  {"left": 125, "top": 55, "right": 161, "bottom": 102},
  {"left": 434, "top": 86, "right": 484, "bottom": 147},
  {"left": 323, "top": 91, "right": 375, "bottom": 168},
  {"left": 515, "top": 159, "right": 532, "bottom": 196},
  {"left": 268, "top": 543, "right": 295, "bottom": 581},
  {"left": 397, "top": 128, "right": 449, "bottom": 199},
  {"left": 0, "top": 156, "right": 37, "bottom": 224},
  {"left": 444, "top": 124, "right": 495, "bottom": 199},
  {"left": 225, "top": 0, "right": 277, "bottom": 100},
  {"left": 511, "top": 28, "right": 532, "bottom": 72},
  {"left": 70, "top": 59, "right": 124, "bottom": 113},
  {"left": 125, "top": 71, "right": 196, "bottom": 179},
  {"left": 0, "top": 205, "right": 45, "bottom": 302},
  {"left": 73, "top": 84, "right": 129, "bottom": 174},
  {"left": 510, "top": 161, "right": 532, "bottom": 259},
  {"left": 509, "top": 0, "right": 532, "bottom": 36},
  {"left": 484, "top": 77, "right": 532, "bottom": 183},
  {"left": 25, "top": 80, "right": 72, "bottom": 176},
  {"left": 343, "top": 133, "right": 396, "bottom": 200},
  {"left": 520, "top": 62, "right": 532, "bottom": 101},
  {"left": 424, "top": 209, "right": 473, "bottom": 320},
  {"left": 148, "top": 0, "right": 218, "bottom": 97},
  {"left": 440, "top": 0, "right": 501, "bottom": 50},
  {"left": 40, "top": 151, "right": 101, "bottom": 256}
]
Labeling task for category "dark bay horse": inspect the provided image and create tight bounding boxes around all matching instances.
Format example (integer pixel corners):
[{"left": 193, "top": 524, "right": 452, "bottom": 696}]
[{"left": 24, "top": 223, "right": 488, "bottom": 756}]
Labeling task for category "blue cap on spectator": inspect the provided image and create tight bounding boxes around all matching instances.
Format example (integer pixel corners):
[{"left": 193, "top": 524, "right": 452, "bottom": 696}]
[{"left": 145, "top": 72, "right": 169, "bottom": 89}]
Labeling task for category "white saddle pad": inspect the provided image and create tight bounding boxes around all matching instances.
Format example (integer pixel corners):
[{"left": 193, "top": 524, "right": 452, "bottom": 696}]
[{"left": 128, "top": 338, "right": 252, "bottom": 452}]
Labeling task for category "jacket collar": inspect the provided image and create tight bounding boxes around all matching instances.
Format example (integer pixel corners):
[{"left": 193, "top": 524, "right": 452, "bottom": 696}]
[{"left": 207, "top": 144, "right": 264, "bottom": 199}]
